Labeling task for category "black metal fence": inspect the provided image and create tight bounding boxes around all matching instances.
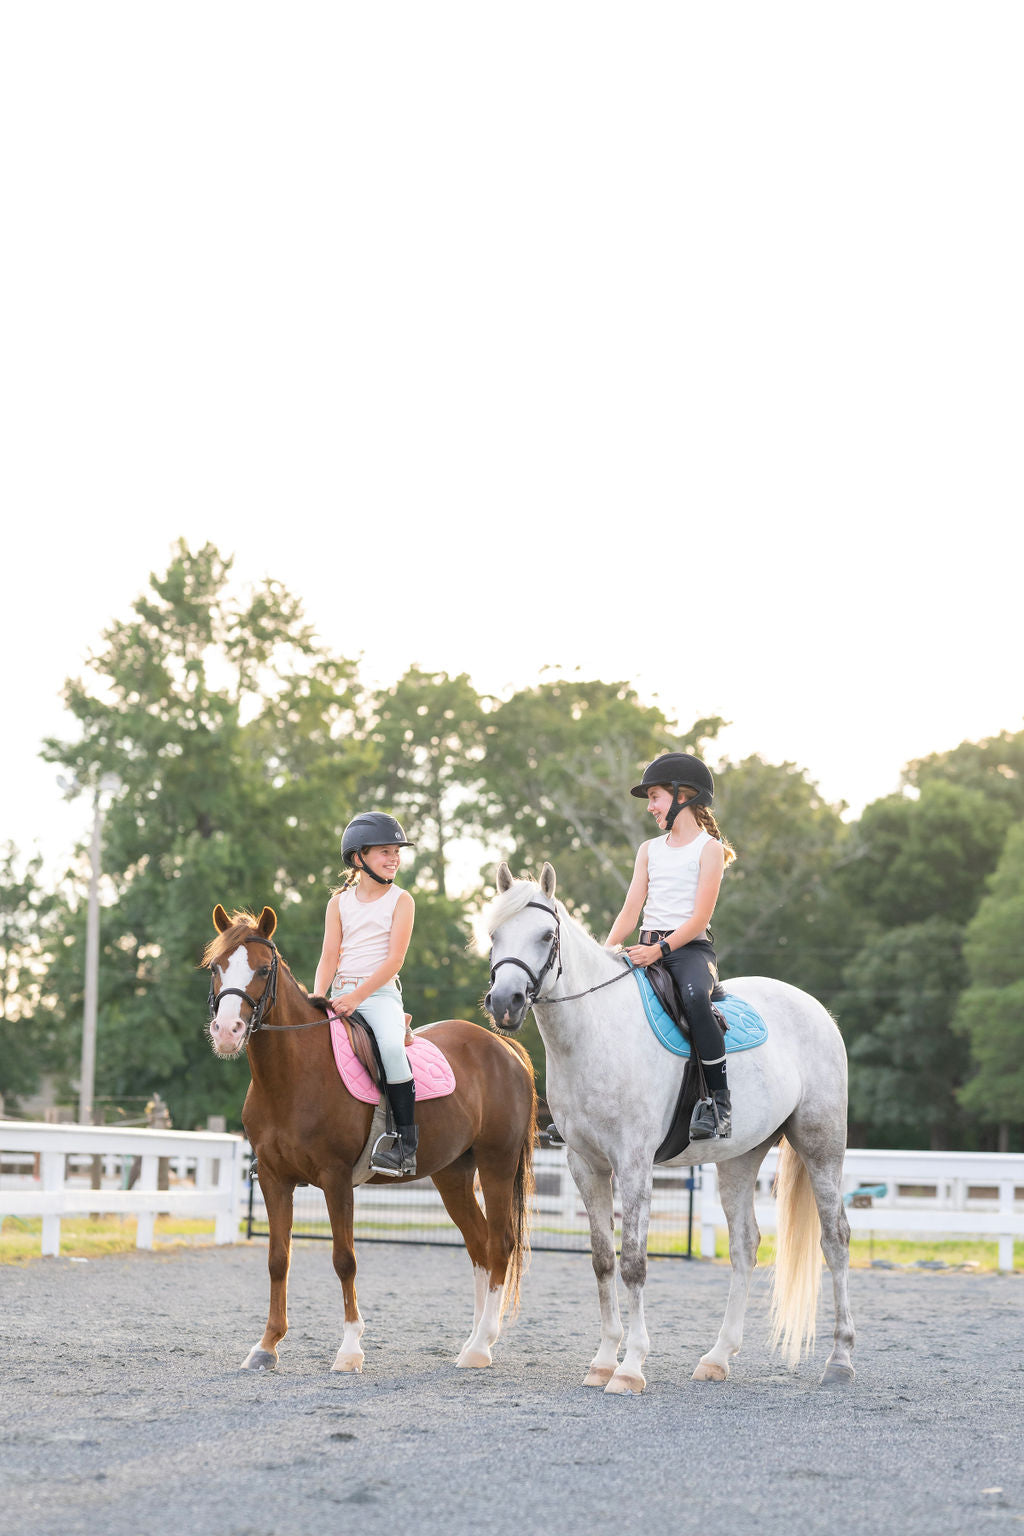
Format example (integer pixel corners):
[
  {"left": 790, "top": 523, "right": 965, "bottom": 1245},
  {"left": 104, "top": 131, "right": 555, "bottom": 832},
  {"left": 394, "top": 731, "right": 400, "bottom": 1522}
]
[{"left": 246, "top": 1140, "right": 701, "bottom": 1258}]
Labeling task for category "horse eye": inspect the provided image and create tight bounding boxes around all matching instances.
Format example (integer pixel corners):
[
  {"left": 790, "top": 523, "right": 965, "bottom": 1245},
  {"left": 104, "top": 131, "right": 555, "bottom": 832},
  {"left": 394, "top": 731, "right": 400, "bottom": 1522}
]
[
  {"left": 541, "top": 931, "right": 554, "bottom": 943},
  {"left": 256, "top": 966, "right": 270, "bottom": 977}
]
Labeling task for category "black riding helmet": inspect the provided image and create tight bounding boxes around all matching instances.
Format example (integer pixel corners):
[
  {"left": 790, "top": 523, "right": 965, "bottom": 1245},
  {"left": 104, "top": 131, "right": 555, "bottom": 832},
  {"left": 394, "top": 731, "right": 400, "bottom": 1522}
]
[
  {"left": 341, "top": 812, "right": 415, "bottom": 886},
  {"left": 630, "top": 753, "right": 714, "bottom": 832}
]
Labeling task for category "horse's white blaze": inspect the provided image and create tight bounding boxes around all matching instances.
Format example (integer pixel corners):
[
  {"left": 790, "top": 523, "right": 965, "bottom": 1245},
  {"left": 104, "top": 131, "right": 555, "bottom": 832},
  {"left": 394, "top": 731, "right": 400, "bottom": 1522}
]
[{"left": 211, "top": 945, "right": 256, "bottom": 1040}]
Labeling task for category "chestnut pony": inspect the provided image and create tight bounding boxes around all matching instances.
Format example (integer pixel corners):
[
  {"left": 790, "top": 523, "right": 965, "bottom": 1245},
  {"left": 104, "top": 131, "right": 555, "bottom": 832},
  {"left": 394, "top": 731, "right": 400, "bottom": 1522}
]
[{"left": 205, "top": 904, "right": 536, "bottom": 1374}]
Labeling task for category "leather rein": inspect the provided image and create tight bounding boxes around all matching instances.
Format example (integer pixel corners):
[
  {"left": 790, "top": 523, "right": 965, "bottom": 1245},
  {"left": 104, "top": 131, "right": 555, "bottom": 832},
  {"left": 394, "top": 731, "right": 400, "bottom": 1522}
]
[{"left": 489, "top": 899, "right": 634, "bottom": 1008}]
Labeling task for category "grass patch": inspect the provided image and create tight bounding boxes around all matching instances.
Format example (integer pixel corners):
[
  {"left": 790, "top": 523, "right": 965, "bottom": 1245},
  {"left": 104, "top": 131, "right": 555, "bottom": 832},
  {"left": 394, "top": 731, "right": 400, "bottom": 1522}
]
[
  {"left": 0, "top": 1215, "right": 231, "bottom": 1266},
  {"left": 747, "top": 1231, "right": 1022, "bottom": 1272}
]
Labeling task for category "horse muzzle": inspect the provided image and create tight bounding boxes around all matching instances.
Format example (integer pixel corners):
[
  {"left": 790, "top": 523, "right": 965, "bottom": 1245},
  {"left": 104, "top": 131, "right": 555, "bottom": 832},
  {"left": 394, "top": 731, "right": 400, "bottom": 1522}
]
[
  {"left": 484, "top": 979, "right": 528, "bottom": 1034},
  {"left": 208, "top": 1014, "right": 248, "bottom": 1057}
]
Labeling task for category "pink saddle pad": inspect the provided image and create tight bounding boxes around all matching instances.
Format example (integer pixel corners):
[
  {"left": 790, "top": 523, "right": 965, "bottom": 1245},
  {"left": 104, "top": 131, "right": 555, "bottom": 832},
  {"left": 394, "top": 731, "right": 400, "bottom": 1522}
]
[{"left": 329, "top": 1013, "right": 457, "bottom": 1105}]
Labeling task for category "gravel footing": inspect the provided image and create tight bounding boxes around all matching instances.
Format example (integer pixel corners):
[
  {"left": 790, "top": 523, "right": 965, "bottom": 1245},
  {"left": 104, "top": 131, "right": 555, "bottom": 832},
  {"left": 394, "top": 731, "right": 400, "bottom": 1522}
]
[{"left": 3, "top": 1242, "right": 1022, "bottom": 1536}]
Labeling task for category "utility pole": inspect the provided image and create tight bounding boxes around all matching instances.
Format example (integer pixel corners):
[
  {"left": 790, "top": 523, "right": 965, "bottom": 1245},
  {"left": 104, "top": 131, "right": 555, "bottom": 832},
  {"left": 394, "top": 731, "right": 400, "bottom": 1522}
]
[{"left": 58, "top": 771, "right": 121, "bottom": 1124}]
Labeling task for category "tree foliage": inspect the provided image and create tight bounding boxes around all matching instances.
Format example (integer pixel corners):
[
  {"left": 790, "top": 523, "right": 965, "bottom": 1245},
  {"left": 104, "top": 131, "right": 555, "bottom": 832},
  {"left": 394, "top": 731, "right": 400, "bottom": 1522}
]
[
  {"left": 24, "top": 541, "right": 1024, "bottom": 1149},
  {"left": 953, "top": 821, "right": 1024, "bottom": 1138},
  {"left": 0, "top": 844, "right": 59, "bottom": 1108}
]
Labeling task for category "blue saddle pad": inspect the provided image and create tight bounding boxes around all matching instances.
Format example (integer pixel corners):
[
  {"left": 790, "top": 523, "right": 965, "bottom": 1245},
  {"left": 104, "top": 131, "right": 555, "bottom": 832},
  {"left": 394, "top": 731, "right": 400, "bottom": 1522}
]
[{"left": 627, "top": 964, "right": 768, "bottom": 1058}]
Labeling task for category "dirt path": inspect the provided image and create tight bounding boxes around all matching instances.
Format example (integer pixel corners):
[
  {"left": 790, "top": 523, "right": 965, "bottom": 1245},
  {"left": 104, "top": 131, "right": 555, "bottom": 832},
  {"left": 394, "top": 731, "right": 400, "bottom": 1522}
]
[{"left": 2, "top": 1241, "right": 1022, "bottom": 1536}]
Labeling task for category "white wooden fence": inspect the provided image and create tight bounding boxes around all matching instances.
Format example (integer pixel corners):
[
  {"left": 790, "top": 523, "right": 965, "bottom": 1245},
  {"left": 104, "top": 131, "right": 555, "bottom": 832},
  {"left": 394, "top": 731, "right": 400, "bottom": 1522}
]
[
  {"left": 702, "top": 1146, "right": 1024, "bottom": 1271},
  {"left": 252, "top": 1144, "right": 1024, "bottom": 1271},
  {"left": 0, "top": 1122, "right": 246, "bottom": 1256},
  {"left": 4, "top": 1124, "right": 1022, "bottom": 1270}
]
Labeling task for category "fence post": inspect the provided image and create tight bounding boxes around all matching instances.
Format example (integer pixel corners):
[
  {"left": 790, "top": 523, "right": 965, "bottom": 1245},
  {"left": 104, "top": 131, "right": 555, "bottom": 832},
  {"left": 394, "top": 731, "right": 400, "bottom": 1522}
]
[
  {"left": 40, "top": 1148, "right": 64, "bottom": 1257},
  {"left": 999, "top": 1177, "right": 1015, "bottom": 1272},
  {"left": 135, "top": 1154, "right": 158, "bottom": 1250}
]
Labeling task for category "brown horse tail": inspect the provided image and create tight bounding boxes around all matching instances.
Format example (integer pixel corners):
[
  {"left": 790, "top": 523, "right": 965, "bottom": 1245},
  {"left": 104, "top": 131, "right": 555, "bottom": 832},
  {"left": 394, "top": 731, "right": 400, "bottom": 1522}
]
[
  {"left": 496, "top": 1034, "right": 537, "bottom": 1319},
  {"left": 769, "top": 1136, "right": 823, "bottom": 1369}
]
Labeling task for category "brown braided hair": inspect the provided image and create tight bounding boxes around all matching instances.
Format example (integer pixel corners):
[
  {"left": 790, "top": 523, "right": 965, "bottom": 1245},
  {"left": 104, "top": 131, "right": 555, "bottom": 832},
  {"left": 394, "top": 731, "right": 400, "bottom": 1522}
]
[{"left": 659, "top": 785, "right": 737, "bottom": 867}]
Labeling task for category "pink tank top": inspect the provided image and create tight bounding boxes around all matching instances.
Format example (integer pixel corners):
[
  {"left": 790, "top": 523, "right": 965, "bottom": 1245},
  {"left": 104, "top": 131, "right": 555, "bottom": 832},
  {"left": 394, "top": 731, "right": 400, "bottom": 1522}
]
[{"left": 336, "top": 884, "right": 403, "bottom": 979}]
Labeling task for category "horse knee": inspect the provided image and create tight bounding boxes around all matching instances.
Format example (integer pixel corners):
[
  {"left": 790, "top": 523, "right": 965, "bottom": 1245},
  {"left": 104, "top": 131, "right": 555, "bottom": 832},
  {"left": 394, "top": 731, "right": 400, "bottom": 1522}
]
[{"left": 619, "top": 1247, "right": 647, "bottom": 1291}]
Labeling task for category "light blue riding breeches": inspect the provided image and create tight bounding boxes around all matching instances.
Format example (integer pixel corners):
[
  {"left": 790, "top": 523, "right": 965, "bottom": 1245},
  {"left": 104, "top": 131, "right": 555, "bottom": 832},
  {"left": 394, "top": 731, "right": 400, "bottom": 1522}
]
[{"left": 331, "top": 979, "right": 412, "bottom": 1085}]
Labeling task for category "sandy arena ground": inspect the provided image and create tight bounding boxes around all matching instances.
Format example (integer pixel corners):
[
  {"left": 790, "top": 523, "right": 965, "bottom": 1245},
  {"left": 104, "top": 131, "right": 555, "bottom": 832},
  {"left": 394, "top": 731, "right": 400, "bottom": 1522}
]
[{"left": 2, "top": 1240, "right": 1022, "bottom": 1536}]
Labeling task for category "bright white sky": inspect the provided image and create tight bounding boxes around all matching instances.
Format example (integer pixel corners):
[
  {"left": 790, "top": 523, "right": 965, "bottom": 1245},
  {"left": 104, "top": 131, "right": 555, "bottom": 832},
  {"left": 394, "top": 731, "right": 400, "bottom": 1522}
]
[{"left": 3, "top": 3, "right": 1022, "bottom": 881}]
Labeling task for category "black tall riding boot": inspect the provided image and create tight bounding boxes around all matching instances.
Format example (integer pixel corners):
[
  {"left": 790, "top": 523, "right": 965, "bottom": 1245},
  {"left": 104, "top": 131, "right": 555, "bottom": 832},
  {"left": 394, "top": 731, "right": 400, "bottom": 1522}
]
[{"left": 370, "top": 1078, "right": 418, "bottom": 1176}]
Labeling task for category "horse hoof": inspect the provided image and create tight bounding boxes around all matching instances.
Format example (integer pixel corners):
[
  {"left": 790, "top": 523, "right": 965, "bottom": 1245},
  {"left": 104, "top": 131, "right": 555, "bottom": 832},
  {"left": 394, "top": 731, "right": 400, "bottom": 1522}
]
[
  {"left": 583, "top": 1366, "right": 616, "bottom": 1387},
  {"left": 456, "top": 1348, "right": 492, "bottom": 1369},
  {"left": 604, "top": 1371, "right": 645, "bottom": 1395},
  {"left": 240, "top": 1347, "right": 278, "bottom": 1373},
  {"left": 821, "top": 1362, "right": 856, "bottom": 1386},
  {"left": 691, "top": 1359, "right": 728, "bottom": 1382},
  {"left": 331, "top": 1351, "right": 365, "bottom": 1374}
]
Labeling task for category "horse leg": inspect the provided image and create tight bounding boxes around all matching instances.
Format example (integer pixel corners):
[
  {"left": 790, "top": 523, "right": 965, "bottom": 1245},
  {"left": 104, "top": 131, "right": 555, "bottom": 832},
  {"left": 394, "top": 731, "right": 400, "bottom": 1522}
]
[
  {"left": 321, "top": 1171, "right": 365, "bottom": 1373},
  {"left": 692, "top": 1142, "right": 771, "bottom": 1382},
  {"left": 566, "top": 1148, "right": 624, "bottom": 1389},
  {"left": 241, "top": 1168, "right": 295, "bottom": 1372},
  {"left": 432, "top": 1157, "right": 498, "bottom": 1368},
  {"left": 784, "top": 1127, "right": 855, "bottom": 1384},
  {"left": 603, "top": 1156, "right": 652, "bottom": 1395}
]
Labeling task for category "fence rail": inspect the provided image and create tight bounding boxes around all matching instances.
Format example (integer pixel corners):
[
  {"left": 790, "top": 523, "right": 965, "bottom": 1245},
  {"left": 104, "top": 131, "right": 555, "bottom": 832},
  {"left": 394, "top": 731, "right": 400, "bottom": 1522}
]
[
  {"left": 5, "top": 1124, "right": 1022, "bottom": 1270},
  {"left": 0, "top": 1122, "right": 246, "bottom": 1256}
]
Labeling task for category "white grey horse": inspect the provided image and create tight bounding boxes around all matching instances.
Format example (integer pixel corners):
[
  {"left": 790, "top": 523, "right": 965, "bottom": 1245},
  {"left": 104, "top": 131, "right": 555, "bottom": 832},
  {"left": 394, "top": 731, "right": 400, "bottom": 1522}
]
[{"left": 484, "top": 862, "right": 855, "bottom": 1394}]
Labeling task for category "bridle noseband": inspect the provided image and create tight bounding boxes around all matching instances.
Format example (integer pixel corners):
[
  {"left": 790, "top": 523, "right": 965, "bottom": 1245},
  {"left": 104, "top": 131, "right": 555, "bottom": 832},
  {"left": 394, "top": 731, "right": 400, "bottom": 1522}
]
[
  {"left": 489, "top": 899, "right": 563, "bottom": 1006},
  {"left": 489, "top": 897, "right": 636, "bottom": 1011},
  {"left": 208, "top": 934, "right": 280, "bottom": 1042}
]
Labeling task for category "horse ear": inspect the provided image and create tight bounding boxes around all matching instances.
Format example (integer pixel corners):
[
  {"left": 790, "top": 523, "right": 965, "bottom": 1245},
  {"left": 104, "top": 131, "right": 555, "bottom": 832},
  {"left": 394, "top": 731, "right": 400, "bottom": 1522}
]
[
  {"left": 257, "top": 906, "right": 278, "bottom": 939},
  {"left": 212, "top": 904, "right": 231, "bottom": 933},
  {"left": 540, "top": 862, "right": 556, "bottom": 899},
  {"left": 496, "top": 862, "right": 513, "bottom": 893}
]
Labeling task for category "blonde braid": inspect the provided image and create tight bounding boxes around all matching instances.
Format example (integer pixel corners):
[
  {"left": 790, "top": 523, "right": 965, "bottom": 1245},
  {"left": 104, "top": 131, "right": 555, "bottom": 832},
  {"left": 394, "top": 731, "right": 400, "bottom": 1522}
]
[{"left": 694, "top": 804, "right": 737, "bottom": 867}]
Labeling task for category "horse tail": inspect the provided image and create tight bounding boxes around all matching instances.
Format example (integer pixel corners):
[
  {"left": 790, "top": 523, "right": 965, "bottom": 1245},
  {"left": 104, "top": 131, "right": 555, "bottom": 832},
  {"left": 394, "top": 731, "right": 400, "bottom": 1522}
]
[
  {"left": 496, "top": 1035, "right": 537, "bottom": 1319},
  {"left": 769, "top": 1136, "right": 822, "bottom": 1370}
]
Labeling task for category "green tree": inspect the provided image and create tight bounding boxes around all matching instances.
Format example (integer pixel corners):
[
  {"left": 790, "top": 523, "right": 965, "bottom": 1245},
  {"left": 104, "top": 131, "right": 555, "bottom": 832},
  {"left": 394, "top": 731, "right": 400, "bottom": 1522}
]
[
  {"left": 905, "top": 728, "right": 1024, "bottom": 819},
  {"left": 710, "top": 756, "right": 858, "bottom": 1004},
  {"left": 954, "top": 821, "right": 1024, "bottom": 1150},
  {"left": 41, "top": 542, "right": 368, "bottom": 1128},
  {"left": 361, "top": 668, "right": 487, "bottom": 898},
  {"left": 0, "top": 844, "right": 59, "bottom": 1109},
  {"left": 833, "top": 918, "right": 968, "bottom": 1149},
  {"left": 837, "top": 781, "right": 1014, "bottom": 930},
  {"left": 480, "top": 674, "right": 723, "bottom": 933}
]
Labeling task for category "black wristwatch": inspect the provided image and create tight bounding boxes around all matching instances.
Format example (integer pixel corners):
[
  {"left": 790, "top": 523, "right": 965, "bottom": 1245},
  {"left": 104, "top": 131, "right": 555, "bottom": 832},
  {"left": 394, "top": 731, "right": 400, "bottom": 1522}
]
[{"left": 659, "top": 939, "right": 672, "bottom": 958}]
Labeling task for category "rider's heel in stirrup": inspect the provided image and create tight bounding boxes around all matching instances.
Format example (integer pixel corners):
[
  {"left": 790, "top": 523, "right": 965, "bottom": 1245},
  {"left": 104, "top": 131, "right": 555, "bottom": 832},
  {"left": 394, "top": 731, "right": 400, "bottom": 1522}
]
[
  {"left": 370, "top": 1125, "right": 418, "bottom": 1177},
  {"left": 690, "top": 1088, "right": 732, "bottom": 1141}
]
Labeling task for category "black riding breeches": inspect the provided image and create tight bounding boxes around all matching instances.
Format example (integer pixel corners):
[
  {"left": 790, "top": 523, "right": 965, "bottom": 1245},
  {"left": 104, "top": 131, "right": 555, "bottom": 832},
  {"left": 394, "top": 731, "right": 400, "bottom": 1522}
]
[{"left": 659, "top": 939, "right": 726, "bottom": 1065}]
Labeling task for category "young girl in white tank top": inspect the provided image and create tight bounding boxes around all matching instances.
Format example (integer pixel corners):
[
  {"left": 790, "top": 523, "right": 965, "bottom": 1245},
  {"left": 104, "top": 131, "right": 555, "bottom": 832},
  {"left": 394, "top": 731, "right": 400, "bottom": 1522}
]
[
  {"left": 605, "top": 753, "right": 737, "bottom": 1141},
  {"left": 313, "top": 812, "right": 418, "bottom": 1176}
]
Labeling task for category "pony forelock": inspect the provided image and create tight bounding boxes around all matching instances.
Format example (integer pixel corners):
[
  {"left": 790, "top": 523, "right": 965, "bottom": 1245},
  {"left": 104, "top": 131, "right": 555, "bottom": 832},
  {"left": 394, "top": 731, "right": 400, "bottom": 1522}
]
[{"left": 483, "top": 877, "right": 571, "bottom": 938}]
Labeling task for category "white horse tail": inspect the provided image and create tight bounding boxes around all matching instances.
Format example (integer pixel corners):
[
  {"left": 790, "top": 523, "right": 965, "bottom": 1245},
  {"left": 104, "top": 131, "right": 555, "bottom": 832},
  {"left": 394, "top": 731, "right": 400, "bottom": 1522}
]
[{"left": 769, "top": 1136, "right": 822, "bottom": 1370}]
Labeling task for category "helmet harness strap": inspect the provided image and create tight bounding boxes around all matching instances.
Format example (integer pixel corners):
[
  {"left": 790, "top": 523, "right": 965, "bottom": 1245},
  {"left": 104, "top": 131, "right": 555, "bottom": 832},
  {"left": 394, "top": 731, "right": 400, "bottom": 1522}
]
[
  {"left": 356, "top": 851, "right": 394, "bottom": 886},
  {"left": 664, "top": 780, "right": 713, "bottom": 832}
]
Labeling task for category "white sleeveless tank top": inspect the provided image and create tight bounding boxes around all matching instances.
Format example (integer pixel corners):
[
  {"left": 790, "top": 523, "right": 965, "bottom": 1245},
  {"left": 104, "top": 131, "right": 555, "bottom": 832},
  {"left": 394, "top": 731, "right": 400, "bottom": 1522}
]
[
  {"left": 336, "top": 884, "right": 403, "bottom": 978},
  {"left": 642, "top": 830, "right": 713, "bottom": 930}
]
